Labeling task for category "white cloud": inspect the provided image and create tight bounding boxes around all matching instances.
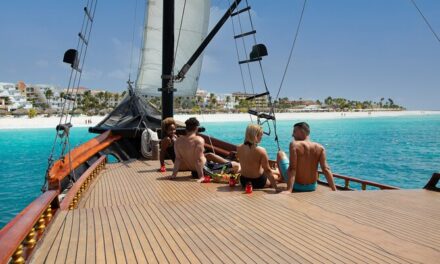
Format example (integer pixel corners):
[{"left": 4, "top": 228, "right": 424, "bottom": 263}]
[
  {"left": 107, "top": 68, "right": 131, "bottom": 80},
  {"left": 35, "top": 60, "right": 49, "bottom": 68},
  {"left": 82, "top": 68, "right": 103, "bottom": 81},
  {"left": 200, "top": 54, "right": 220, "bottom": 74}
]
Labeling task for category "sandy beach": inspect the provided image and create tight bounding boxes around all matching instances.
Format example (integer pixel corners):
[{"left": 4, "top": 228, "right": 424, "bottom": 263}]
[{"left": 0, "top": 110, "right": 438, "bottom": 130}]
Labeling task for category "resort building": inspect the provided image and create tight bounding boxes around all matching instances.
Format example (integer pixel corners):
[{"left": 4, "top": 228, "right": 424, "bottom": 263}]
[
  {"left": 232, "top": 92, "right": 268, "bottom": 108},
  {"left": 0, "top": 82, "right": 32, "bottom": 111}
]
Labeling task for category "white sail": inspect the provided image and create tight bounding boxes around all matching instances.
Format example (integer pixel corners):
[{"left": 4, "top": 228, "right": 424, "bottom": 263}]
[{"left": 136, "top": 0, "right": 210, "bottom": 97}]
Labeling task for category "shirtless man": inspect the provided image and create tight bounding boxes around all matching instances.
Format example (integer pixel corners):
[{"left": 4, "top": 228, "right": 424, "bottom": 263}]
[
  {"left": 171, "top": 117, "right": 239, "bottom": 181},
  {"left": 284, "top": 122, "right": 336, "bottom": 192},
  {"left": 237, "top": 124, "right": 279, "bottom": 190}
]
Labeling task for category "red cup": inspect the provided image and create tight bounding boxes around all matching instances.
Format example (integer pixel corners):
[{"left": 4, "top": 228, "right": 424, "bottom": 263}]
[
  {"left": 159, "top": 165, "right": 166, "bottom": 172},
  {"left": 229, "top": 177, "right": 236, "bottom": 187},
  {"left": 245, "top": 182, "right": 253, "bottom": 194}
]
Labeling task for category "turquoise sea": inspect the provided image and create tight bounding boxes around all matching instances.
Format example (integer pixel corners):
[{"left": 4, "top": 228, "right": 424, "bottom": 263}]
[{"left": 1, "top": 114, "right": 439, "bottom": 228}]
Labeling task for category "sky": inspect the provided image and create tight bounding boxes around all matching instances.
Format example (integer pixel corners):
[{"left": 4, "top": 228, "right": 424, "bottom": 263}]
[{"left": 0, "top": 0, "right": 439, "bottom": 110}]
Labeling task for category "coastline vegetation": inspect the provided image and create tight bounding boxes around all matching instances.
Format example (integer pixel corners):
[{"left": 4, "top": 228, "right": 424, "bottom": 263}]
[{"left": 1, "top": 91, "right": 405, "bottom": 118}]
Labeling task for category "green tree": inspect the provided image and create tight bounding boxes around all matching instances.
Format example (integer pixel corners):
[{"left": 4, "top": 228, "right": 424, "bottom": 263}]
[
  {"left": 388, "top": 98, "right": 394, "bottom": 108},
  {"left": 95, "top": 92, "right": 104, "bottom": 109},
  {"left": 28, "top": 108, "right": 37, "bottom": 118},
  {"left": 208, "top": 93, "right": 217, "bottom": 109},
  {"left": 113, "top": 93, "right": 120, "bottom": 107},
  {"left": 103, "top": 91, "right": 111, "bottom": 108},
  {"left": 44, "top": 89, "right": 53, "bottom": 106},
  {"left": 324, "top": 96, "right": 333, "bottom": 108}
]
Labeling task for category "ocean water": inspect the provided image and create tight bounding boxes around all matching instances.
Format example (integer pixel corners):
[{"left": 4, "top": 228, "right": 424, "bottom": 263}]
[{"left": 0, "top": 115, "right": 439, "bottom": 228}]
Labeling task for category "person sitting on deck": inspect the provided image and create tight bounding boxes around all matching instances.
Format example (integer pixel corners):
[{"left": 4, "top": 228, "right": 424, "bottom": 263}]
[
  {"left": 282, "top": 122, "right": 337, "bottom": 193},
  {"left": 236, "top": 124, "right": 280, "bottom": 190},
  {"left": 171, "top": 117, "right": 240, "bottom": 181},
  {"left": 159, "top": 117, "right": 177, "bottom": 171}
]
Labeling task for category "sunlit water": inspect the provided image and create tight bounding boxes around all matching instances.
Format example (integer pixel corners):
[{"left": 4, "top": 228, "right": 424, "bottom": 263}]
[{"left": 0, "top": 115, "right": 439, "bottom": 228}]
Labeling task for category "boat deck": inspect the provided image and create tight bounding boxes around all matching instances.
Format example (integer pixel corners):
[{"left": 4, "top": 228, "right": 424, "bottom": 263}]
[{"left": 30, "top": 160, "right": 440, "bottom": 263}]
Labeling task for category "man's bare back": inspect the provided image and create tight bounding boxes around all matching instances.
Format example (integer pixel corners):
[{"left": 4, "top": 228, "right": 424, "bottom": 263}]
[
  {"left": 171, "top": 118, "right": 206, "bottom": 180},
  {"left": 290, "top": 141, "right": 328, "bottom": 184},
  {"left": 174, "top": 134, "right": 206, "bottom": 172},
  {"left": 285, "top": 122, "right": 336, "bottom": 192}
]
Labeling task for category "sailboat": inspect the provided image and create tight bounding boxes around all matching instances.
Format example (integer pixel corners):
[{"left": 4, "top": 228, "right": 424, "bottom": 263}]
[{"left": 0, "top": 0, "right": 439, "bottom": 263}]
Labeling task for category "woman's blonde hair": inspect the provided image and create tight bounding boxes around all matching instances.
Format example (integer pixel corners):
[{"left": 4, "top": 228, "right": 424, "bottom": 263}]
[
  {"left": 244, "top": 124, "right": 263, "bottom": 146},
  {"left": 161, "top": 117, "right": 175, "bottom": 133}
]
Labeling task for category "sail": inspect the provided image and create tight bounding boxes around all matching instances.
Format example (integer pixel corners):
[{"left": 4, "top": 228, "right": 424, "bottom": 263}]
[{"left": 136, "top": 0, "right": 210, "bottom": 97}]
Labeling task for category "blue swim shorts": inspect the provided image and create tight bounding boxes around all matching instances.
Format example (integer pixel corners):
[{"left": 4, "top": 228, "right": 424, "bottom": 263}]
[
  {"left": 279, "top": 158, "right": 289, "bottom": 182},
  {"left": 293, "top": 182, "right": 318, "bottom": 192}
]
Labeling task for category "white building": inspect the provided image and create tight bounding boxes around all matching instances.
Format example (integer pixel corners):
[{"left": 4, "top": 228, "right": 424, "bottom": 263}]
[
  {"left": 0, "top": 82, "right": 32, "bottom": 111},
  {"left": 32, "top": 84, "right": 63, "bottom": 110}
]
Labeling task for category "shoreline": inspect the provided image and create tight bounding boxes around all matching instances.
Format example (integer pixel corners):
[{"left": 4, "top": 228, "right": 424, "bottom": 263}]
[{"left": 0, "top": 110, "right": 438, "bottom": 130}]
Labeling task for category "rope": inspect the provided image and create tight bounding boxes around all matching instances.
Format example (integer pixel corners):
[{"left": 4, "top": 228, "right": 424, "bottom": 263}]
[
  {"left": 410, "top": 0, "right": 440, "bottom": 44},
  {"left": 233, "top": 0, "right": 256, "bottom": 95},
  {"left": 173, "top": 0, "right": 187, "bottom": 73},
  {"left": 43, "top": 0, "right": 98, "bottom": 191},
  {"left": 69, "top": 0, "right": 98, "bottom": 124},
  {"left": 129, "top": 0, "right": 140, "bottom": 80},
  {"left": 228, "top": 0, "right": 254, "bottom": 122},
  {"left": 275, "top": 0, "right": 307, "bottom": 102}
]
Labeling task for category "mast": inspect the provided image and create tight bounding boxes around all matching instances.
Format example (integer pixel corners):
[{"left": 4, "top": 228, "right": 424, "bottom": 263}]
[{"left": 161, "top": 0, "right": 175, "bottom": 120}]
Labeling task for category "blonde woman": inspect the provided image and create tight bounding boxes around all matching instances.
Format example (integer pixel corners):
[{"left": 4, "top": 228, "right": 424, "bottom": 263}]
[{"left": 236, "top": 124, "right": 279, "bottom": 190}]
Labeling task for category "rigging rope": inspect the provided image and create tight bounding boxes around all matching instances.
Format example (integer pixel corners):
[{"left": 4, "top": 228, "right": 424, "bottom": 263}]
[
  {"left": 173, "top": 0, "right": 187, "bottom": 75},
  {"left": 410, "top": 0, "right": 440, "bottom": 44},
  {"left": 275, "top": 0, "right": 307, "bottom": 102},
  {"left": 129, "top": 0, "right": 140, "bottom": 81},
  {"left": 43, "top": 0, "right": 98, "bottom": 191},
  {"left": 69, "top": 0, "right": 98, "bottom": 124},
  {"left": 227, "top": 0, "right": 255, "bottom": 122},
  {"left": 227, "top": 0, "right": 281, "bottom": 150}
]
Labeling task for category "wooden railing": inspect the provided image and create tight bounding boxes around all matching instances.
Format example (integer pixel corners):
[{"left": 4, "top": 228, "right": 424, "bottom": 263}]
[
  {"left": 200, "top": 134, "right": 237, "bottom": 157},
  {"left": 0, "top": 190, "right": 59, "bottom": 264},
  {"left": 200, "top": 134, "right": 399, "bottom": 191},
  {"left": 0, "top": 131, "right": 118, "bottom": 264},
  {"left": 48, "top": 130, "right": 120, "bottom": 187},
  {"left": 60, "top": 156, "right": 107, "bottom": 210},
  {"left": 318, "top": 171, "right": 399, "bottom": 190}
]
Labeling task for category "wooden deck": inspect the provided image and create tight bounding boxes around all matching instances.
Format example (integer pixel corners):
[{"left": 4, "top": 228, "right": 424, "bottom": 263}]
[{"left": 30, "top": 160, "right": 440, "bottom": 263}]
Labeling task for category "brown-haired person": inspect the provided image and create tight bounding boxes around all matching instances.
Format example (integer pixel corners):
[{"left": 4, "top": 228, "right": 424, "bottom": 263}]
[
  {"left": 171, "top": 117, "right": 239, "bottom": 181},
  {"left": 236, "top": 124, "right": 280, "bottom": 190},
  {"left": 159, "top": 117, "right": 177, "bottom": 172},
  {"left": 284, "top": 122, "right": 337, "bottom": 193}
]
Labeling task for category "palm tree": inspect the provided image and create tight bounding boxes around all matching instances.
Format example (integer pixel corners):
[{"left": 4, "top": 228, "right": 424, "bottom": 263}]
[
  {"left": 324, "top": 96, "right": 333, "bottom": 108},
  {"left": 44, "top": 89, "right": 54, "bottom": 107},
  {"left": 113, "top": 93, "right": 120, "bottom": 107},
  {"left": 209, "top": 93, "right": 216, "bottom": 110},
  {"left": 103, "top": 91, "right": 111, "bottom": 108},
  {"left": 388, "top": 98, "right": 394, "bottom": 108},
  {"left": 95, "top": 92, "right": 104, "bottom": 108}
]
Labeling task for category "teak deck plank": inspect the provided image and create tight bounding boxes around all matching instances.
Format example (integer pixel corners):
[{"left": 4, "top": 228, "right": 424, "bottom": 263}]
[{"left": 31, "top": 160, "right": 440, "bottom": 263}]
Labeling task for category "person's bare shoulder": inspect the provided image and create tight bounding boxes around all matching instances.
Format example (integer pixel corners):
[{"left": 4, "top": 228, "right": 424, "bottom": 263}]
[
  {"left": 195, "top": 135, "right": 205, "bottom": 145},
  {"left": 312, "top": 142, "right": 325, "bottom": 155},
  {"left": 314, "top": 142, "right": 324, "bottom": 150},
  {"left": 256, "top": 146, "right": 268, "bottom": 156},
  {"left": 292, "top": 141, "right": 303, "bottom": 149}
]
